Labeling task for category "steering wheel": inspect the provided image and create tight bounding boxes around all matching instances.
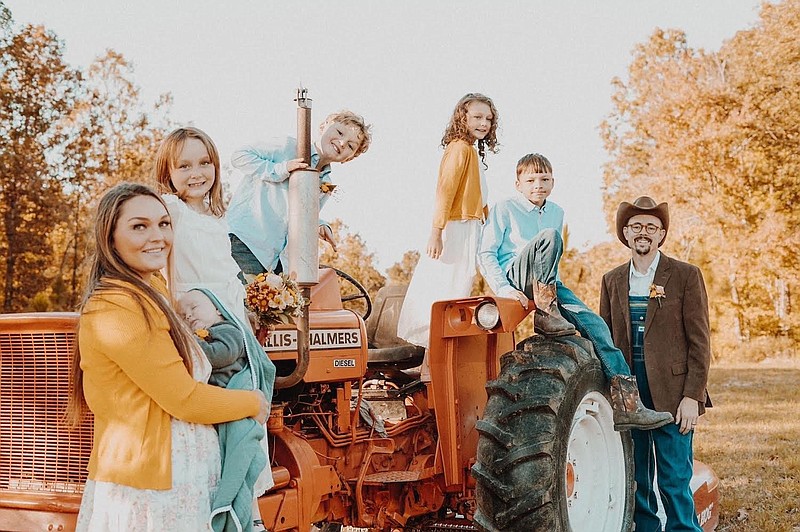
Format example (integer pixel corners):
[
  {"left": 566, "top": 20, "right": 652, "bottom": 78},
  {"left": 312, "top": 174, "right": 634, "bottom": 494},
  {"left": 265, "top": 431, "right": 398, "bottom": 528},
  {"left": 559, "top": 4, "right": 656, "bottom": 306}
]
[{"left": 321, "top": 265, "right": 373, "bottom": 321}]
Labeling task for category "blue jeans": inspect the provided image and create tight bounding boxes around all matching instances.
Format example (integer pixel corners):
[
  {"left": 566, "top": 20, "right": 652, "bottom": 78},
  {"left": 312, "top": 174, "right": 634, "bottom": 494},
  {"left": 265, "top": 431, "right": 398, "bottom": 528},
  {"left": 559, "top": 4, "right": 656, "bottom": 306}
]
[
  {"left": 632, "top": 359, "right": 701, "bottom": 532},
  {"left": 229, "top": 234, "right": 280, "bottom": 284},
  {"left": 556, "top": 283, "right": 631, "bottom": 377},
  {"left": 505, "top": 228, "right": 631, "bottom": 378},
  {"left": 507, "top": 228, "right": 563, "bottom": 292}
]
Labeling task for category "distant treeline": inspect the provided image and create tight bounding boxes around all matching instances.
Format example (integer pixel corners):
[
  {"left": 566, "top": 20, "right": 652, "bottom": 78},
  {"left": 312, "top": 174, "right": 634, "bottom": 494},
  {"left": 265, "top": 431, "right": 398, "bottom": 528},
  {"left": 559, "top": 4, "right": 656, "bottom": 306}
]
[{"left": 1, "top": 1, "right": 798, "bottom": 360}]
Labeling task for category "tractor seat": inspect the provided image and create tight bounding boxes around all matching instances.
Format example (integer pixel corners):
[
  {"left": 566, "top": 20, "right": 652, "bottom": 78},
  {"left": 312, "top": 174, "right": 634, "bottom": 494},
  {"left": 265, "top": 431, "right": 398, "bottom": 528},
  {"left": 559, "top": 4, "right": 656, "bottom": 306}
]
[{"left": 365, "top": 284, "right": 425, "bottom": 370}]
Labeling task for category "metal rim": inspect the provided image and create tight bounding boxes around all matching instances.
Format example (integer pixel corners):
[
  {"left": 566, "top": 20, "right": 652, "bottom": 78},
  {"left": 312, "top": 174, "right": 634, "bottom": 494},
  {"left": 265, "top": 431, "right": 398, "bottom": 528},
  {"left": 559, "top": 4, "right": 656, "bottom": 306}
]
[{"left": 565, "top": 390, "right": 627, "bottom": 531}]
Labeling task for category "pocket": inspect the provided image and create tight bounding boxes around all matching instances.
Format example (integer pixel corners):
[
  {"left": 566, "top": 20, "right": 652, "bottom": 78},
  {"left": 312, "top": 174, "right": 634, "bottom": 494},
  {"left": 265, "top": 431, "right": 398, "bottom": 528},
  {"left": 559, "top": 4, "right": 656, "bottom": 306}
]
[{"left": 671, "top": 362, "right": 688, "bottom": 375}]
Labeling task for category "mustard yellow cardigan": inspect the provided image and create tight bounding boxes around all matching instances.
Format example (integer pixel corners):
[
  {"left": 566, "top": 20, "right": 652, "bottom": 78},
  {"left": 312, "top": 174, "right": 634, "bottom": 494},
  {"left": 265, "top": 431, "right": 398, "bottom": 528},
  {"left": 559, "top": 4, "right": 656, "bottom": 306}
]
[
  {"left": 431, "top": 139, "right": 489, "bottom": 229},
  {"left": 79, "top": 277, "right": 259, "bottom": 490}
]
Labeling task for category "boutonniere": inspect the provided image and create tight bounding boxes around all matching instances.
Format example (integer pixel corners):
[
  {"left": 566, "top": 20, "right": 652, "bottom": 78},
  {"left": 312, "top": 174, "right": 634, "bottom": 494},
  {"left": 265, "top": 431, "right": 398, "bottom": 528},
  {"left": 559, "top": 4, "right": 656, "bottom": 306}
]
[
  {"left": 319, "top": 182, "right": 337, "bottom": 195},
  {"left": 649, "top": 284, "right": 666, "bottom": 308},
  {"left": 195, "top": 328, "right": 210, "bottom": 341}
]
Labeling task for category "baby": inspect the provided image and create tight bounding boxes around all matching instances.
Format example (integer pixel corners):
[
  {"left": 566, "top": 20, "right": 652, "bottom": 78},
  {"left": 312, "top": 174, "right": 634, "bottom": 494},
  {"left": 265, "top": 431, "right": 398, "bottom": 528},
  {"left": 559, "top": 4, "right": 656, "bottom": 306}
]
[
  {"left": 178, "top": 288, "right": 275, "bottom": 532},
  {"left": 178, "top": 289, "right": 246, "bottom": 387}
]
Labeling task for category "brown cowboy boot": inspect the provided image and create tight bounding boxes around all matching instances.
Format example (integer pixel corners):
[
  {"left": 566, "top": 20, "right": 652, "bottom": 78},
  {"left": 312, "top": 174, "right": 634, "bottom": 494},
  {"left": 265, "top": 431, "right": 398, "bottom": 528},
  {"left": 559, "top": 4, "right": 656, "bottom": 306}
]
[
  {"left": 531, "top": 281, "right": 576, "bottom": 337},
  {"left": 609, "top": 375, "right": 674, "bottom": 431}
]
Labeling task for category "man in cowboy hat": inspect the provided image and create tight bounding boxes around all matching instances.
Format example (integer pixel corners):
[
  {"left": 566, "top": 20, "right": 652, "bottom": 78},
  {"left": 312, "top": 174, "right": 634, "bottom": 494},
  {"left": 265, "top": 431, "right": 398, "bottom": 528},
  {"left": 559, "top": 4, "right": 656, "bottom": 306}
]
[{"left": 600, "top": 196, "right": 711, "bottom": 532}]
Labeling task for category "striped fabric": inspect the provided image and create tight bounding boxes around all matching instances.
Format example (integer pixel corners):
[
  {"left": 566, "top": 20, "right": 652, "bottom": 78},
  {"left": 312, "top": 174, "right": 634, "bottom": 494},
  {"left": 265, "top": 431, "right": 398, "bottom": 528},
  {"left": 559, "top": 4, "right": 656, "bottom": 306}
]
[{"left": 629, "top": 295, "right": 649, "bottom": 362}]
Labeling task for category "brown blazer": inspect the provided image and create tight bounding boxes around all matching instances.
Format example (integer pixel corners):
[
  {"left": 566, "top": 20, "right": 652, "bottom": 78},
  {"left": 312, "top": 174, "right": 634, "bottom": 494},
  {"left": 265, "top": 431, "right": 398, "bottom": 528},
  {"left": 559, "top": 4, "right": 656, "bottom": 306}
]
[{"left": 600, "top": 253, "right": 711, "bottom": 417}]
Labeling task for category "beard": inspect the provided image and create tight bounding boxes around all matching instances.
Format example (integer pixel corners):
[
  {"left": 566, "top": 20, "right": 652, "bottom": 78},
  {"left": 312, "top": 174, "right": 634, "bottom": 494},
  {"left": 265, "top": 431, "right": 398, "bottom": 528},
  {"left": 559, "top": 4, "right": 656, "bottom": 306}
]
[{"left": 633, "top": 237, "right": 654, "bottom": 255}]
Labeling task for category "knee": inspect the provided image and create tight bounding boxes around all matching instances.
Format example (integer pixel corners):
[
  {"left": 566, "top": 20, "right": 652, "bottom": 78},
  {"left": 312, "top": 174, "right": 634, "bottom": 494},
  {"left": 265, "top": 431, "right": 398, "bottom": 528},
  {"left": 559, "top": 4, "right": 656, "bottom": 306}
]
[
  {"left": 538, "top": 227, "right": 559, "bottom": 241},
  {"left": 539, "top": 228, "right": 563, "bottom": 252}
]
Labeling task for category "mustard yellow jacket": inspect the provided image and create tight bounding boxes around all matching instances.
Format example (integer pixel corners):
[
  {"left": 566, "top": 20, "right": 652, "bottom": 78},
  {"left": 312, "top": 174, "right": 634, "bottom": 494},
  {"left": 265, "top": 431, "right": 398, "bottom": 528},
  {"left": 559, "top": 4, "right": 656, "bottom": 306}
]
[
  {"left": 79, "top": 277, "right": 259, "bottom": 490},
  {"left": 432, "top": 139, "right": 488, "bottom": 229}
]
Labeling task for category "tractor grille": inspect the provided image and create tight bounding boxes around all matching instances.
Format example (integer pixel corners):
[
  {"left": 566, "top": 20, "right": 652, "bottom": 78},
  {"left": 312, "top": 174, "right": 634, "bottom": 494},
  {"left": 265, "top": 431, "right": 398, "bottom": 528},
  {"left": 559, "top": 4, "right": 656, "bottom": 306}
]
[{"left": 0, "top": 314, "right": 93, "bottom": 495}]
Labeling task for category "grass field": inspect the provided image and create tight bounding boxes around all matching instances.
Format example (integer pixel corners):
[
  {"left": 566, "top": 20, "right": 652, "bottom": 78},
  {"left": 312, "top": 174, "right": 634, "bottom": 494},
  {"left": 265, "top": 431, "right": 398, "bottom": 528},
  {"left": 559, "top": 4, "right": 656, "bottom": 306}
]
[{"left": 694, "top": 360, "right": 800, "bottom": 531}]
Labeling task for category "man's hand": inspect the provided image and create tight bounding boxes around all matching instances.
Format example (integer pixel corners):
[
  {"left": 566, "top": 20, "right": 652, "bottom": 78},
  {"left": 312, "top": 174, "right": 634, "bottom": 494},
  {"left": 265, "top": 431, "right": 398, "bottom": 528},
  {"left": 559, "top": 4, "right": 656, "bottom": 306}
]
[
  {"left": 319, "top": 225, "right": 337, "bottom": 252},
  {"left": 675, "top": 396, "right": 700, "bottom": 435}
]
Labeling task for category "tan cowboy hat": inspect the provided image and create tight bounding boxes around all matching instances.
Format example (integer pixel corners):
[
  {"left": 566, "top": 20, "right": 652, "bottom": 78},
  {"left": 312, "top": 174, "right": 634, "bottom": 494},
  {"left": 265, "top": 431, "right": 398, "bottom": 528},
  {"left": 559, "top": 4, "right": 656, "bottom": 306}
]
[{"left": 616, "top": 196, "right": 669, "bottom": 248}]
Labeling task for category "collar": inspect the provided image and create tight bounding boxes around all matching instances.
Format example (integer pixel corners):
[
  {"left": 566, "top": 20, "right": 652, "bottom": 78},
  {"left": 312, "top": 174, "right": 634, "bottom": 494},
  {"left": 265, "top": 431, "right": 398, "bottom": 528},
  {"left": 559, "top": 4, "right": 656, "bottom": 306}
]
[
  {"left": 512, "top": 193, "right": 548, "bottom": 213},
  {"left": 629, "top": 251, "right": 661, "bottom": 279}
]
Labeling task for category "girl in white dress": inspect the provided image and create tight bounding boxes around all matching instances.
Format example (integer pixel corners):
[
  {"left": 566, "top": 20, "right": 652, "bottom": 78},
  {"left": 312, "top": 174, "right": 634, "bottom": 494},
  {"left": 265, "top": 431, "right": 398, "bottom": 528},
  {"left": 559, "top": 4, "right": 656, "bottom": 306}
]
[
  {"left": 154, "top": 128, "right": 272, "bottom": 531},
  {"left": 397, "top": 94, "right": 500, "bottom": 379},
  {"left": 153, "top": 127, "right": 249, "bottom": 327}
]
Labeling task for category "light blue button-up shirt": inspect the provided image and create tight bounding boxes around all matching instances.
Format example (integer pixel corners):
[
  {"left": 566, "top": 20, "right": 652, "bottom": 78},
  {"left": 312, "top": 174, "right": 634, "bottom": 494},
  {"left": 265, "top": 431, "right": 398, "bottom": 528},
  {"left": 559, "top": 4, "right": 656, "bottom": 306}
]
[
  {"left": 478, "top": 193, "right": 564, "bottom": 297},
  {"left": 227, "top": 136, "right": 332, "bottom": 272}
]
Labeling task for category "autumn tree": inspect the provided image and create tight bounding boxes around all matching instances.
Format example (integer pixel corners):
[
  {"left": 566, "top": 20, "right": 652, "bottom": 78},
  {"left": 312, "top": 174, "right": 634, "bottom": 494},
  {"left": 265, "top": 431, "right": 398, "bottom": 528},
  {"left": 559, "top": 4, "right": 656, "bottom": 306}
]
[
  {"left": 319, "top": 219, "right": 386, "bottom": 316},
  {"left": 386, "top": 250, "right": 420, "bottom": 285},
  {"left": 600, "top": 0, "right": 800, "bottom": 357},
  {"left": 0, "top": 10, "right": 78, "bottom": 311},
  {"left": 0, "top": 3, "right": 171, "bottom": 311},
  {"left": 51, "top": 50, "right": 172, "bottom": 308}
]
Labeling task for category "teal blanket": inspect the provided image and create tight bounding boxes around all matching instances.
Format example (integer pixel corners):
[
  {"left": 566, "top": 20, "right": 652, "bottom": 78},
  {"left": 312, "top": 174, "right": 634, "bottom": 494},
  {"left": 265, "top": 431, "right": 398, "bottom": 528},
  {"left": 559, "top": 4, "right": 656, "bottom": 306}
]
[{"left": 195, "top": 289, "right": 276, "bottom": 532}]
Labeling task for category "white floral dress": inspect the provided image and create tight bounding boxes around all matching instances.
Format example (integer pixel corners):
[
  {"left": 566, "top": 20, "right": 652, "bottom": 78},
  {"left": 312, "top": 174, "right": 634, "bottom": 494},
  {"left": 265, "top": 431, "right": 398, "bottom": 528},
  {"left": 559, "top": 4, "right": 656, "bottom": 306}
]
[{"left": 76, "top": 349, "right": 221, "bottom": 532}]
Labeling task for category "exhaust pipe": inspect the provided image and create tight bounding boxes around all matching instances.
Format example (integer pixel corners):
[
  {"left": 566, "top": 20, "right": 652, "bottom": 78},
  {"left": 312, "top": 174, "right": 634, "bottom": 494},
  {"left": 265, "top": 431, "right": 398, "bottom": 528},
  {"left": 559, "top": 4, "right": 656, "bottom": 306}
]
[{"left": 275, "top": 86, "right": 318, "bottom": 389}]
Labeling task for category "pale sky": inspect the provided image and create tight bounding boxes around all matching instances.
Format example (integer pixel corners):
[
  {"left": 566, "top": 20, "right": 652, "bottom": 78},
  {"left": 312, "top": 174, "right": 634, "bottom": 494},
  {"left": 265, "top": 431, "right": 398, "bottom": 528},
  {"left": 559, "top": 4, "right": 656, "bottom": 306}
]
[{"left": 8, "top": 0, "right": 764, "bottom": 271}]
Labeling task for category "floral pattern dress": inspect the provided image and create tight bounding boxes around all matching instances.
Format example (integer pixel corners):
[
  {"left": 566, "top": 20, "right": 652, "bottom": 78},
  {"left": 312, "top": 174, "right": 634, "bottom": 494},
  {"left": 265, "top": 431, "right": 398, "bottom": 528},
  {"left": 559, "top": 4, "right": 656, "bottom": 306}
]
[{"left": 76, "top": 348, "right": 221, "bottom": 532}]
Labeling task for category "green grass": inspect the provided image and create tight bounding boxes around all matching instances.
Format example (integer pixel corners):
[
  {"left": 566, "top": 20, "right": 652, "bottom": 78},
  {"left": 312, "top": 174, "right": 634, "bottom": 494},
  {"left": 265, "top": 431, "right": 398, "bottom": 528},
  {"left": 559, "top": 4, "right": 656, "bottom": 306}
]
[{"left": 694, "top": 362, "right": 800, "bottom": 531}]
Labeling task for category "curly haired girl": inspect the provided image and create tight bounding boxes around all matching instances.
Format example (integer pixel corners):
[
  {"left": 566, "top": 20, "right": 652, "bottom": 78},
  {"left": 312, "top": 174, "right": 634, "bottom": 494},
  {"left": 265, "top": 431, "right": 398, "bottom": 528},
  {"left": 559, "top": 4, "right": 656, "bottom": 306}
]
[{"left": 397, "top": 93, "right": 500, "bottom": 379}]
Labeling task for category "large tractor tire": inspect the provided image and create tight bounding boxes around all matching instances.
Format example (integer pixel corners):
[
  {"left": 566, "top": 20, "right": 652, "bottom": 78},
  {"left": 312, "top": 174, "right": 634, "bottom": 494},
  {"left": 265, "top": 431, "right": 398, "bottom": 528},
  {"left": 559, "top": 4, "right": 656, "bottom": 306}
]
[{"left": 472, "top": 335, "right": 634, "bottom": 532}]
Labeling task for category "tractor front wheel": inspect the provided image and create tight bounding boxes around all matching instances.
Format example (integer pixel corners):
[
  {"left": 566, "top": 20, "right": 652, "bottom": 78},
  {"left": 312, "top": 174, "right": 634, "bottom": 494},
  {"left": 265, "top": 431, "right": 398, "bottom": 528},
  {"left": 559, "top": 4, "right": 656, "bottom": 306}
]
[{"left": 472, "top": 335, "right": 634, "bottom": 531}]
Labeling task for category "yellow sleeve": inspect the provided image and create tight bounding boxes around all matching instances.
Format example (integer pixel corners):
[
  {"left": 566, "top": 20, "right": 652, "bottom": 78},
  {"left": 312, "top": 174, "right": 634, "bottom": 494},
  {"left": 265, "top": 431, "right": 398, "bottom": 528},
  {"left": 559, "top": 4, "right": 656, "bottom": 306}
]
[
  {"left": 81, "top": 291, "right": 259, "bottom": 424},
  {"left": 431, "top": 141, "right": 470, "bottom": 229}
]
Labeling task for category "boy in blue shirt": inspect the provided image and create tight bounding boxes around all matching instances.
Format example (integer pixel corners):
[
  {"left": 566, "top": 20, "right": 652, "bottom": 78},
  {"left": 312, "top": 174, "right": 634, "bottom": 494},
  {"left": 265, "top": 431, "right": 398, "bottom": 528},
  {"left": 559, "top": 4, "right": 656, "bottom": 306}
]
[
  {"left": 228, "top": 110, "right": 371, "bottom": 278},
  {"left": 478, "top": 153, "right": 673, "bottom": 431}
]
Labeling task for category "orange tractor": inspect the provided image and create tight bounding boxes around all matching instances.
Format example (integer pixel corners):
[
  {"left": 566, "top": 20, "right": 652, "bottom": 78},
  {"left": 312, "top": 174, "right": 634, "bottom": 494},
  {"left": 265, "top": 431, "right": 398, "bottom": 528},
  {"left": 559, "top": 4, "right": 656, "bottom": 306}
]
[
  {"left": 0, "top": 269, "right": 719, "bottom": 531},
  {"left": 0, "top": 90, "right": 719, "bottom": 531}
]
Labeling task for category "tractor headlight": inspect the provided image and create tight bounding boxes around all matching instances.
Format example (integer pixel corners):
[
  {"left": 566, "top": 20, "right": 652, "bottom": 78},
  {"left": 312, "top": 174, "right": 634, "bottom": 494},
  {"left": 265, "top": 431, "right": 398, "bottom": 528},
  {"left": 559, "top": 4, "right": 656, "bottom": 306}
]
[{"left": 474, "top": 301, "right": 500, "bottom": 330}]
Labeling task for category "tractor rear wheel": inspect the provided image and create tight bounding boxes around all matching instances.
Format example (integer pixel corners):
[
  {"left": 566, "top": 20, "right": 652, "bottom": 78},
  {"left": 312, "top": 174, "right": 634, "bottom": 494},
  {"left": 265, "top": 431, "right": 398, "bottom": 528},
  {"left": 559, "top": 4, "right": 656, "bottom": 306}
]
[{"left": 472, "top": 335, "right": 634, "bottom": 532}]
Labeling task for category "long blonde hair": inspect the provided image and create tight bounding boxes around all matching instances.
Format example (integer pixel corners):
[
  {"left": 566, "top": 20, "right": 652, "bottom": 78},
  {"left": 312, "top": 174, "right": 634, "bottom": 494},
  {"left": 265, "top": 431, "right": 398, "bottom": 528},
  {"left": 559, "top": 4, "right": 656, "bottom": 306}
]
[
  {"left": 65, "top": 182, "right": 197, "bottom": 428},
  {"left": 441, "top": 93, "right": 500, "bottom": 161},
  {"left": 153, "top": 127, "right": 225, "bottom": 217}
]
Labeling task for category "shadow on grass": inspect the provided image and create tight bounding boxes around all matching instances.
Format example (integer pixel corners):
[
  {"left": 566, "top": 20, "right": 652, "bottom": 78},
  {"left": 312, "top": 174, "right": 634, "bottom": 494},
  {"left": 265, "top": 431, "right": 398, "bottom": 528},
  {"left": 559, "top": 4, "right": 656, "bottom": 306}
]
[{"left": 695, "top": 365, "right": 800, "bottom": 531}]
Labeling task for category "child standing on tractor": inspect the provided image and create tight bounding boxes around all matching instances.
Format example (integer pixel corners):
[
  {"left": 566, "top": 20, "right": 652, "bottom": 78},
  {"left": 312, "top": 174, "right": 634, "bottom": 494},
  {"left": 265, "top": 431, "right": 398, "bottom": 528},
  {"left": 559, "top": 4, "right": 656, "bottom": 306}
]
[
  {"left": 178, "top": 288, "right": 276, "bottom": 532},
  {"left": 153, "top": 127, "right": 250, "bottom": 327},
  {"left": 397, "top": 93, "right": 500, "bottom": 381},
  {"left": 477, "top": 153, "right": 674, "bottom": 431},
  {"left": 227, "top": 111, "right": 372, "bottom": 279}
]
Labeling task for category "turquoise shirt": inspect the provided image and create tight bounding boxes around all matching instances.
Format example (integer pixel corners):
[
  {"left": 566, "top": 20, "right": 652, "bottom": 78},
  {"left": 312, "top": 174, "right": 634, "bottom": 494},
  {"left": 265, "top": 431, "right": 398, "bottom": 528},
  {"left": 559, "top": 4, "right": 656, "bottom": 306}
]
[
  {"left": 228, "top": 136, "right": 333, "bottom": 272},
  {"left": 478, "top": 194, "right": 564, "bottom": 296}
]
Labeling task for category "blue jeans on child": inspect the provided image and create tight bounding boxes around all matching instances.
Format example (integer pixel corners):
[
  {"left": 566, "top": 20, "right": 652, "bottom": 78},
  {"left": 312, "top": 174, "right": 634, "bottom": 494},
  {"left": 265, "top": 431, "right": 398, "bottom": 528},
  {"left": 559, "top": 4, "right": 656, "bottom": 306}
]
[
  {"left": 229, "top": 234, "right": 281, "bottom": 284},
  {"left": 632, "top": 359, "right": 701, "bottom": 532},
  {"left": 506, "top": 228, "right": 631, "bottom": 378},
  {"left": 557, "top": 283, "right": 631, "bottom": 377}
]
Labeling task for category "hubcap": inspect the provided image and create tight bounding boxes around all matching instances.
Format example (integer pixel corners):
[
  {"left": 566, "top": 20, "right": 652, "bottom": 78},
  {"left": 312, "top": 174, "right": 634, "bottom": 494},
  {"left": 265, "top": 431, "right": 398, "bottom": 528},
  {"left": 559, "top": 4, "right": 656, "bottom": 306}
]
[{"left": 565, "top": 391, "right": 627, "bottom": 531}]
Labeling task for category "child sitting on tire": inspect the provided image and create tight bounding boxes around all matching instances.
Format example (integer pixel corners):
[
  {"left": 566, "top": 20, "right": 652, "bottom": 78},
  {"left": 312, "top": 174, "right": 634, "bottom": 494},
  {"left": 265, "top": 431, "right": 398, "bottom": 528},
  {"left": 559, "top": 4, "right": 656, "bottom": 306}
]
[{"left": 477, "top": 153, "right": 673, "bottom": 432}]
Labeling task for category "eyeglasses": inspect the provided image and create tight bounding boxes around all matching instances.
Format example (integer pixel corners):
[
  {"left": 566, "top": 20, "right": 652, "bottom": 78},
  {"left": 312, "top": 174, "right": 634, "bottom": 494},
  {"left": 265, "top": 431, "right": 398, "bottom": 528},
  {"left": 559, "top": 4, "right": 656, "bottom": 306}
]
[{"left": 627, "top": 223, "right": 663, "bottom": 235}]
